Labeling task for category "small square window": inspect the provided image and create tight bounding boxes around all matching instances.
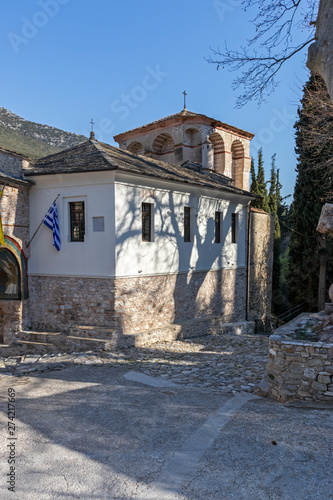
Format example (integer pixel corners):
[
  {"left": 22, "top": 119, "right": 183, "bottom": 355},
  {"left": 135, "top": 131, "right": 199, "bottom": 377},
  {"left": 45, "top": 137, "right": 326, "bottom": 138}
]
[
  {"left": 93, "top": 217, "right": 105, "bottom": 232},
  {"left": 70, "top": 201, "right": 85, "bottom": 242}
]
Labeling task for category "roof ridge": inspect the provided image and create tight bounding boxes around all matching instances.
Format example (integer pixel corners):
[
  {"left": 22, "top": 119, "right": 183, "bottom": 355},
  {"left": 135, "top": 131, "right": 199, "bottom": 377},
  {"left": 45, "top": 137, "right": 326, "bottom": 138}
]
[
  {"left": 90, "top": 140, "right": 119, "bottom": 168},
  {"left": 114, "top": 109, "right": 204, "bottom": 137}
]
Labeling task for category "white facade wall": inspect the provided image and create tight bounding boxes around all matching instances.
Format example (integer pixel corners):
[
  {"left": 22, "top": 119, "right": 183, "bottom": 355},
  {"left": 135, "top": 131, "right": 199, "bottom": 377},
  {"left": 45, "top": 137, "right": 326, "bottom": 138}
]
[
  {"left": 28, "top": 170, "right": 250, "bottom": 279},
  {"left": 28, "top": 171, "right": 116, "bottom": 277},
  {"left": 114, "top": 173, "right": 249, "bottom": 277}
]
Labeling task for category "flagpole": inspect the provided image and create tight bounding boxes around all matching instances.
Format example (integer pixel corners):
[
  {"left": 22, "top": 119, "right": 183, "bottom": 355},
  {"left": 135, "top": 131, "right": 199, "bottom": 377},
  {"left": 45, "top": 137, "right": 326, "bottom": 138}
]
[{"left": 26, "top": 193, "right": 61, "bottom": 248}]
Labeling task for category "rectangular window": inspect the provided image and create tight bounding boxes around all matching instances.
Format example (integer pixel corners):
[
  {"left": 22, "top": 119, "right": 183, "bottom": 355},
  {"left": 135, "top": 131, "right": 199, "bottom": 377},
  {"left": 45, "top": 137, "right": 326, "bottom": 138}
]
[
  {"left": 231, "top": 213, "right": 238, "bottom": 244},
  {"left": 184, "top": 207, "right": 191, "bottom": 242},
  {"left": 70, "top": 201, "right": 85, "bottom": 242},
  {"left": 142, "top": 203, "right": 152, "bottom": 242},
  {"left": 215, "top": 211, "right": 221, "bottom": 244}
]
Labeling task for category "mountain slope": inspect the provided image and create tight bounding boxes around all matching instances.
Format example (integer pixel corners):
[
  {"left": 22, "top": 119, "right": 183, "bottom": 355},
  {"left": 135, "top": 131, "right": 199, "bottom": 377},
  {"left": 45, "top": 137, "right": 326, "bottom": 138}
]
[{"left": 0, "top": 107, "right": 87, "bottom": 158}]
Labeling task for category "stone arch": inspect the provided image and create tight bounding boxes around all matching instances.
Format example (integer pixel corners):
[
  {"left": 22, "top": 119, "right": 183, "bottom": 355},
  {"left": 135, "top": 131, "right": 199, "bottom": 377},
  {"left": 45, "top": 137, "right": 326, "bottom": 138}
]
[
  {"left": 209, "top": 132, "right": 225, "bottom": 174},
  {"left": 151, "top": 133, "right": 175, "bottom": 163},
  {"left": 0, "top": 239, "right": 27, "bottom": 344},
  {"left": 0, "top": 248, "right": 21, "bottom": 300},
  {"left": 127, "top": 141, "right": 144, "bottom": 155},
  {"left": 1, "top": 237, "right": 28, "bottom": 299},
  {"left": 231, "top": 140, "right": 245, "bottom": 188},
  {"left": 152, "top": 133, "right": 175, "bottom": 155}
]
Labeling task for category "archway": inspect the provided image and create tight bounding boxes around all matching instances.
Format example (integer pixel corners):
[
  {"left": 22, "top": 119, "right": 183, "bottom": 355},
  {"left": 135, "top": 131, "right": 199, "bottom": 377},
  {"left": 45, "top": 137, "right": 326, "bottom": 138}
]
[
  {"left": 127, "top": 141, "right": 144, "bottom": 155},
  {"left": 0, "top": 248, "right": 21, "bottom": 300},
  {"left": 231, "top": 140, "right": 245, "bottom": 188},
  {"left": 209, "top": 132, "right": 225, "bottom": 174},
  {"left": 151, "top": 133, "right": 175, "bottom": 163}
]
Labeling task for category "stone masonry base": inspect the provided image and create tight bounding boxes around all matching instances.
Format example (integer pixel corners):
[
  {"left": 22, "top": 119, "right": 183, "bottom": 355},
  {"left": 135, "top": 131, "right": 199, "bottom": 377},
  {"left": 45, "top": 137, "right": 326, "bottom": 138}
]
[{"left": 27, "top": 268, "right": 247, "bottom": 340}]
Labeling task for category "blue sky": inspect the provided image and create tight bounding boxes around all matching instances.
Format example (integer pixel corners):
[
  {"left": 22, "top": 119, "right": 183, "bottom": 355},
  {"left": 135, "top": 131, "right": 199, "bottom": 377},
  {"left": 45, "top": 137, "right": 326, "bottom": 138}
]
[{"left": 1, "top": 0, "right": 313, "bottom": 199}]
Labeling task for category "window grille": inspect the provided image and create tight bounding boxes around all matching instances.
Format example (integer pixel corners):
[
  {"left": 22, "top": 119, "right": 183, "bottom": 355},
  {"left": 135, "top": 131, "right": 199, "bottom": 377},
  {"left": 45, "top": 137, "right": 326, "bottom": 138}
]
[
  {"left": 142, "top": 203, "right": 152, "bottom": 242},
  {"left": 215, "top": 211, "right": 221, "bottom": 243},
  {"left": 231, "top": 213, "right": 238, "bottom": 243},
  {"left": 184, "top": 207, "right": 191, "bottom": 242},
  {"left": 70, "top": 201, "right": 85, "bottom": 242}
]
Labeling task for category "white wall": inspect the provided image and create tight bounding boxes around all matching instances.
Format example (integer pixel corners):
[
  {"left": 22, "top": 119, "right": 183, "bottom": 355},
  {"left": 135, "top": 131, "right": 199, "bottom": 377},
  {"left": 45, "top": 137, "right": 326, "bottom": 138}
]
[
  {"left": 28, "top": 171, "right": 116, "bottom": 277},
  {"left": 114, "top": 173, "right": 250, "bottom": 277},
  {"left": 28, "top": 169, "right": 250, "bottom": 279}
]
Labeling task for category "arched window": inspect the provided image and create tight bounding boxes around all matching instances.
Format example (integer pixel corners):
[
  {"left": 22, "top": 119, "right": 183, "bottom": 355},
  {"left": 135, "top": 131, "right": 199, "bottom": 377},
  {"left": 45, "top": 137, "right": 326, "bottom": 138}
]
[
  {"left": 231, "top": 140, "right": 245, "bottom": 188},
  {"left": 209, "top": 133, "right": 225, "bottom": 174},
  {"left": 151, "top": 133, "right": 175, "bottom": 163},
  {"left": 152, "top": 133, "right": 175, "bottom": 154},
  {"left": 0, "top": 248, "right": 20, "bottom": 300},
  {"left": 127, "top": 141, "right": 144, "bottom": 155}
]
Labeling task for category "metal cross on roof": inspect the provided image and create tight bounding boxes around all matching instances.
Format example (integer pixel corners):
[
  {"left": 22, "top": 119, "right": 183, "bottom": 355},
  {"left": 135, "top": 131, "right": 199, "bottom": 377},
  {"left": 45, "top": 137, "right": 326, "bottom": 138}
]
[
  {"left": 90, "top": 118, "right": 95, "bottom": 132},
  {"left": 183, "top": 90, "right": 187, "bottom": 110}
]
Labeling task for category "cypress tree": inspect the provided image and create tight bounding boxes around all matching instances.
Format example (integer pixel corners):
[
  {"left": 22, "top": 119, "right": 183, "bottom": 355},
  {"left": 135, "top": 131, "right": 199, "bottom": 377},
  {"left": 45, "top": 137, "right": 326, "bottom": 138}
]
[
  {"left": 268, "top": 154, "right": 281, "bottom": 310},
  {"left": 251, "top": 148, "right": 269, "bottom": 211},
  {"left": 287, "top": 73, "right": 333, "bottom": 310},
  {"left": 250, "top": 157, "right": 257, "bottom": 194}
]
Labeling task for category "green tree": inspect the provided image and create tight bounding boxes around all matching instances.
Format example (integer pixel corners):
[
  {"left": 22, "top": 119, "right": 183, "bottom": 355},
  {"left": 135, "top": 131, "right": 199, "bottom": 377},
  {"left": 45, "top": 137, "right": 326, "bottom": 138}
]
[
  {"left": 287, "top": 73, "right": 333, "bottom": 310},
  {"left": 251, "top": 148, "right": 269, "bottom": 212},
  {"left": 250, "top": 157, "right": 257, "bottom": 194},
  {"left": 268, "top": 154, "right": 281, "bottom": 302}
]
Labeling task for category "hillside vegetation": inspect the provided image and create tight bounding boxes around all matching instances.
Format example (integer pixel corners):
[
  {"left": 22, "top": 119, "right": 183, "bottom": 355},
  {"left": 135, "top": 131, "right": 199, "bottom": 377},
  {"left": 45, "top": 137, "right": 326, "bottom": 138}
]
[{"left": 0, "top": 107, "right": 87, "bottom": 158}]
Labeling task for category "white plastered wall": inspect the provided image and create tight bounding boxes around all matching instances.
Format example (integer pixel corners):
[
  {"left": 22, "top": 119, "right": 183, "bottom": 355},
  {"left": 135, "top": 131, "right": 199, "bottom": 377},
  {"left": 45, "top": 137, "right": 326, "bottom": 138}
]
[
  {"left": 114, "top": 173, "right": 249, "bottom": 278},
  {"left": 28, "top": 171, "right": 116, "bottom": 277}
]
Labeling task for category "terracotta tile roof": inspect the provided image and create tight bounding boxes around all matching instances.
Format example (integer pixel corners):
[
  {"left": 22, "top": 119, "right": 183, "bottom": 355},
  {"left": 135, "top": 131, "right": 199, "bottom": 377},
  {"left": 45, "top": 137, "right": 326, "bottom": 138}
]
[
  {"left": 24, "top": 139, "right": 255, "bottom": 197},
  {"left": 114, "top": 109, "right": 254, "bottom": 140}
]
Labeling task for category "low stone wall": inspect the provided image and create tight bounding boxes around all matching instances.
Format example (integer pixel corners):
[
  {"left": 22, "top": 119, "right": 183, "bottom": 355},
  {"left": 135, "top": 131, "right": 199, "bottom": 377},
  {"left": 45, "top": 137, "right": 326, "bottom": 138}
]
[{"left": 268, "top": 314, "right": 333, "bottom": 402}]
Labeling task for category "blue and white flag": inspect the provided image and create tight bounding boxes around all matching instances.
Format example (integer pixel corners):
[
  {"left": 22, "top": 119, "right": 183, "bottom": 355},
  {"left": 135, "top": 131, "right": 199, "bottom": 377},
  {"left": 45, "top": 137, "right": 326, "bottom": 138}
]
[{"left": 43, "top": 201, "right": 61, "bottom": 251}]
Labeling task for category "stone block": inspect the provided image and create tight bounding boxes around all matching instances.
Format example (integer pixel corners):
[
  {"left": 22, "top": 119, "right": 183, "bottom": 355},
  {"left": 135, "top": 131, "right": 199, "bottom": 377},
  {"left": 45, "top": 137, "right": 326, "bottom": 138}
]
[
  {"left": 311, "top": 381, "right": 328, "bottom": 391},
  {"left": 307, "top": 358, "right": 324, "bottom": 370},
  {"left": 318, "top": 374, "right": 331, "bottom": 384},
  {"left": 303, "top": 368, "right": 316, "bottom": 380}
]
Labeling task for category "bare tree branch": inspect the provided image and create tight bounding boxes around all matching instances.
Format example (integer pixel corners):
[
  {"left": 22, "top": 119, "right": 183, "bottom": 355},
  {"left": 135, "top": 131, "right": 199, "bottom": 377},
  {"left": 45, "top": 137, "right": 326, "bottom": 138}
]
[{"left": 208, "top": 0, "right": 319, "bottom": 106}]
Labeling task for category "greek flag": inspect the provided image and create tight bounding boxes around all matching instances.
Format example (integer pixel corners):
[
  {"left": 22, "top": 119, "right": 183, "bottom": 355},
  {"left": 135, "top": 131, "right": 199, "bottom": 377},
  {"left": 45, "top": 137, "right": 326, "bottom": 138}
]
[{"left": 43, "top": 201, "right": 61, "bottom": 251}]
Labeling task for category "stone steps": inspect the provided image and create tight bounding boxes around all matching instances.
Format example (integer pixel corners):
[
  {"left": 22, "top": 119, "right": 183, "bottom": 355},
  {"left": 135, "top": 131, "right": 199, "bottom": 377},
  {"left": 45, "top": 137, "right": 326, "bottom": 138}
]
[
  {"left": 0, "top": 328, "right": 130, "bottom": 357},
  {"left": 69, "top": 325, "right": 121, "bottom": 340},
  {"left": 0, "top": 318, "right": 256, "bottom": 358}
]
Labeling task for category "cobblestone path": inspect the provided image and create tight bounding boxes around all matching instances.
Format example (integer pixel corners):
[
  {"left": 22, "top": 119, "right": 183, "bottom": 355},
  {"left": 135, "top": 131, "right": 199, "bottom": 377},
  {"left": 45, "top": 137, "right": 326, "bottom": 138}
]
[{"left": 0, "top": 334, "right": 269, "bottom": 394}]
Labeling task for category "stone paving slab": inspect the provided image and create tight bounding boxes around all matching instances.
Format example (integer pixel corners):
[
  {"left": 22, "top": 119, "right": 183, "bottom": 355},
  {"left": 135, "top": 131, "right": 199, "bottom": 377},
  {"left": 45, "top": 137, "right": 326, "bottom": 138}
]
[
  {"left": 0, "top": 362, "right": 332, "bottom": 499},
  {"left": 0, "top": 334, "right": 269, "bottom": 394}
]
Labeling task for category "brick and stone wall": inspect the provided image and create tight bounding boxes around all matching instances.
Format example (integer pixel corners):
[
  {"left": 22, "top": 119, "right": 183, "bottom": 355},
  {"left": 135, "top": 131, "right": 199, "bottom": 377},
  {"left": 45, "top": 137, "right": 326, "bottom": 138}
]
[
  {"left": 28, "top": 268, "right": 247, "bottom": 336},
  {"left": 0, "top": 150, "right": 29, "bottom": 179},
  {"left": 1, "top": 184, "right": 31, "bottom": 257},
  {"left": 0, "top": 157, "right": 31, "bottom": 343},
  {"left": 248, "top": 208, "right": 274, "bottom": 323},
  {"left": 268, "top": 314, "right": 333, "bottom": 402}
]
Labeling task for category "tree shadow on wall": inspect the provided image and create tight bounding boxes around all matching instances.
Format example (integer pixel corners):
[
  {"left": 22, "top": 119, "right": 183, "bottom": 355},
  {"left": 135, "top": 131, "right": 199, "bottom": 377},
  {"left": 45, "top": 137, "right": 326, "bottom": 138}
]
[{"left": 116, "top": 186, "right": 246, "bottom": 339}]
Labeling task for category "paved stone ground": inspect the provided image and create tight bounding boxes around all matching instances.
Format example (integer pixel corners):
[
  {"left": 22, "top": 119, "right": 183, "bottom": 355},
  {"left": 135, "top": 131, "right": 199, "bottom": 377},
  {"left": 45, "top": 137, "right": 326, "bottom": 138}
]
[
  {"left": 0, "top": 355, "right": 333, "bottom": 499},
  {"left": 0, "top": 333, "right": 269, "bottom": 394}
]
